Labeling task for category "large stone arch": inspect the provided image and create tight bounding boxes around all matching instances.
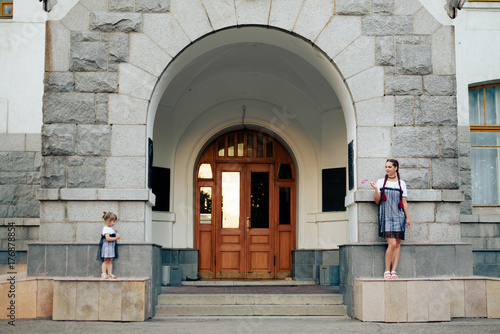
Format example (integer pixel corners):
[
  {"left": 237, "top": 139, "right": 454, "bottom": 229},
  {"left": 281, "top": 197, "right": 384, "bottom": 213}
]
[{"left": 39, "top": 0, "right": 461, "bottom": 248}]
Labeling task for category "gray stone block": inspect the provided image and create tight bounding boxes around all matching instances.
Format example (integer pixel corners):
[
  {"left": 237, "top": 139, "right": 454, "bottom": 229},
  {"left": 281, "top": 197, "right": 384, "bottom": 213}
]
[
  {"left": 0, "top": 185, "right": 17, "bottom": 205},
  {"left": 403, "top": 169, "right": 430, "bottom": 189},
  {"left": 362, "top": 15, "right": 412, "bottom": 35},
  {"left": 0, "top": 172, "right": 26, "bottom": 185},
  {"left": 43, "top": 93, "right": 96, "bottom": 124},
  {"left": 416, "top": 96, "right": 457, "bottom": 126},
  {"left": 385, "top": 75, "right": 423, "bottom": 95},
  {"left": 90, "top": 12, "right": 142, "bottom": 33},
  {"left": 46, "top": 245, "right": 67, "bottom": 276},
  {"left": 14, "top": 196, "right": 40, "bottom": 217},
  {"left": 393, "top": 127, "right": 440, "bottom": 158},
  {"left": 440, "top": 127, "right": 458, "bottom": 158},
  {"left": 415, "top": 245, "right": 436, "bottom": 277},
  {"left": 424, "top": 75, "right": 456, "bottom": 96},
  {"left": 0, "top": 153, "right": 36, "bottom": 173},
  {"left": 113, "top": 244, "right": 130, "bottom": 277},
  {"left": 95, "top": 94, "right": 108, "bottom": 103},
  {"left": 89, "top": 244, "right": 102, "bottom": 277},
  {"left": 85, "top": 157, "right": 106, "bottom": 167},
  {"left": 67, "top": 167, "right": 105, "bottom": 188},
  {"left": 484, "top": 251, "right": 497, "bottom": 264},
  {"left": 455, "top": 245, "right": 473, "bottom": 276},
  {"left": 350, "top": 245, "right": 375, "bottom": 277},
  {"left": 42, "top": 124, "right": 76, "bottom": 156},
  {"left": 322, "top": 250, "right": 339, "bottom": 265},
  {"left": 459, "top": 156, "right": 471, "bottom": 171},
  {"left": 486, "top": 238, "right": 500, "bottom": 249},
  {"left": 432, "top": 159, "right": 459, "bottom": 189},
  {"left": 75, "top": 72, "right": 118, "bottom": 93},
  {"left": 44, "top": 72, "right": 74, "bottom": 92},
  {"left": 397, "top": 35, "right": 424, "bottom": 45},
  {"left": 67, "top": 245, "right": 90, "bottom": 276},
  {"left": 335, "top": 0, "right": 370, "bottom": 15},
  {"left": 435, "top": 245, "right": 456, "bottom": 276},
  {"left": 474, "top": 264, "right": 499, "bottom": 277},
  {"left": 375, "top": 36, "right": 395, "bottom": 66},
  {"left": 293, "top": 264, "right": 315, "bottom": 280},
  {"left": 40, "top": 156, "right": 66, "bottom": 188},
  {"left": 396, "top": 44, "right": 432, "bottom": 75},
  {"left": 179, "top": 249, "right": 198, "bottom": 265},
  {"left": 129, "top": 245, "right": 153, "bottom": 276},
  {"left": 373, "top": 0, "right": 394, "bottom": 15},
  {"left": 396, "top": 245, "right": 414, "bottom": 277},
  {"left": 70, "top": 42, "right": 108, "bottom": 72},
  {"left": 108, "top": 0, "right": 134, "bottom": 12},
  {"left": 76, "top": 125, "right": 111, "bottom": 156},
  {"left": 109, "top": 33, "right": 129, "bottom": 63},
  {"left": 27, "top": 244, "right": 46, "bottom": 276},
  {"left": 96, "top": 103, "right": 108, "bottom": 124},
  {"left": 68, "top": 157, "right": 85, "bottom": 167},
  {"left": 81, "top": 32, "right": 101, "bottom": 42},
  {"left": 292, "top": 250, "right": 315, "bottom": 264},
  {"left": 136, "top": 0, "right": 170, "bottom": 12},
  {"left": 473, "top": 251, "right": 485, "bottom": 264}
]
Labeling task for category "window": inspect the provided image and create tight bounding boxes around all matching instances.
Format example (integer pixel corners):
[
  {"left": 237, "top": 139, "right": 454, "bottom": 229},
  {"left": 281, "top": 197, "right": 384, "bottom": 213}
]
[
  {"left": 470, "top": 84, "right": 500, "bottom": 205},
  {"left": 0, "top": 2, "right": 13, "bottom": 19}
]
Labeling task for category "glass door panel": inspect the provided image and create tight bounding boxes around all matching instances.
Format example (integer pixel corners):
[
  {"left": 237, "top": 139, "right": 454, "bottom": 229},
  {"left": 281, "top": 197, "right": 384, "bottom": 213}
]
[
  {"left": 250, "top": 172, "right": 269, "bottom": 228},
  {"left": 221, "top": 172, "right": 240, "bottom": 228}
]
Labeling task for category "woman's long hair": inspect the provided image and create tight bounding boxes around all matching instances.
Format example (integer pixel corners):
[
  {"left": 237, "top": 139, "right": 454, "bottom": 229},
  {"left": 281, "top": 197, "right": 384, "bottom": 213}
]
[{"left": 380, "top": 159, "right": 404, "bottom": 208}]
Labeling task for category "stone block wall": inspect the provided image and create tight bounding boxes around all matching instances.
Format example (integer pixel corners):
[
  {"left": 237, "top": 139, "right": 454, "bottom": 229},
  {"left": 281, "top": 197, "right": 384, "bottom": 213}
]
[
  {"left": 473, "top": 250, "right": 500, "bottom": 277},
  {"left": 461, "top": 215, "right": 500, "bottom": 250},
  {"left": 0, "top": 133, "right": 41, "bottom": 251},
  {"left": 292, "top": 249, "right": 339, "bottom": 283},
  {"left": 161, "top": 248, "right": 198, "bottom": 281}
]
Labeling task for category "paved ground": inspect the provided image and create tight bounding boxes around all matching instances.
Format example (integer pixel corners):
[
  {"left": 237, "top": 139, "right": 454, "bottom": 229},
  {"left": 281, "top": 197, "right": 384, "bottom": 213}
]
[{"left": 2, "top": 316, "right": 500, "bottom": 334}]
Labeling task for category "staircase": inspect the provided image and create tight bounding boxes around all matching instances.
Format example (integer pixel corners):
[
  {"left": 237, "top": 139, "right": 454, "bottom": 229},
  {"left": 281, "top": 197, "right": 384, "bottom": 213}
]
[{"left": 156, "top": 281, "right": 347, "bottom": 317}]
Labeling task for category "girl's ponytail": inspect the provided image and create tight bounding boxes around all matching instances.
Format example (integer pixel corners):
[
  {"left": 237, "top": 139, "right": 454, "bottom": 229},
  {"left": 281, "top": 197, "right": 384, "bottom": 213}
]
[{"left": 380, "top": 175, "right": 388, "bottom": 202}]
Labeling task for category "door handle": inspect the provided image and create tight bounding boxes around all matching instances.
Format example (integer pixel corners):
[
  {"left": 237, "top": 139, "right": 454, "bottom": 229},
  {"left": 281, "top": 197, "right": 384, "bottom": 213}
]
[{"left": 246, "top": 217, "right": 251, "bottom": 231}]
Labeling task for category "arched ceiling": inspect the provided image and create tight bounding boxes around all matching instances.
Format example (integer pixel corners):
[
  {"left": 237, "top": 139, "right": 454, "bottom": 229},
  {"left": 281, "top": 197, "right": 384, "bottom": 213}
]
[{"left": 158, "top": 42, "right": 341, "bottom": 113}]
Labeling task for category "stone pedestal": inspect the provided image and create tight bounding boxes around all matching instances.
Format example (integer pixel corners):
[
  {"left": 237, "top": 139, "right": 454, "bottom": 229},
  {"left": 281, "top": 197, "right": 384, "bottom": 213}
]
[
  {"left": 27, "top": 242, "right": 162, "bottom": 317},
  {"left": 340, "top": 242, "right": 473, "bottom": 317}
]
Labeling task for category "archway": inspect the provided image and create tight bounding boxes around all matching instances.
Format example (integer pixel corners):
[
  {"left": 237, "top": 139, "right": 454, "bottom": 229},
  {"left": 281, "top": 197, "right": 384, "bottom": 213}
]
[{"left": 149, "top": 27, "right": 354, "bottom": 254}]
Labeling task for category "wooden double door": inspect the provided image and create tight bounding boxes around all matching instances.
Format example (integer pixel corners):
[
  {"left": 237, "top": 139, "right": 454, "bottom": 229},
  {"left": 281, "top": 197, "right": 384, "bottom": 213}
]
[{"left": 196, "top": 131, "right": 295, "bottom": 279}]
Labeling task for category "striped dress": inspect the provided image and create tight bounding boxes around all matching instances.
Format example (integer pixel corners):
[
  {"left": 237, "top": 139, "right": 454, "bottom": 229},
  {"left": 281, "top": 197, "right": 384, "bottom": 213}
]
[{"left": 377, "top": 179, "right": 407, "bottom": 240}]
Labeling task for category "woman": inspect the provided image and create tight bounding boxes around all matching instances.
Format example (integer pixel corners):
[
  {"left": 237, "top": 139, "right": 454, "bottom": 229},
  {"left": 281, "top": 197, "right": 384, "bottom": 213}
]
[{"left": 370, "top": 159, "right": 411, "bottom": 279}]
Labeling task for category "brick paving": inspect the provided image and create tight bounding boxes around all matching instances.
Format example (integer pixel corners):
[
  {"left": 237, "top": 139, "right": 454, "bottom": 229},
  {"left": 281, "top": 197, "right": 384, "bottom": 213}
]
[{"left": 162, "top": 284, "right": 339, "bottom": 294}]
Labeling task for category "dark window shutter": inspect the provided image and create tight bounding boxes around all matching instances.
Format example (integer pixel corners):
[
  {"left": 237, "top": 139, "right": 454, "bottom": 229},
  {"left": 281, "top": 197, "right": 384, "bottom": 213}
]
[
  {"left": 322, "top": 168, "right": 346, "bottom": 212},
  {"left": 152, "top": 167, "right": 170, "bottom": 212}
]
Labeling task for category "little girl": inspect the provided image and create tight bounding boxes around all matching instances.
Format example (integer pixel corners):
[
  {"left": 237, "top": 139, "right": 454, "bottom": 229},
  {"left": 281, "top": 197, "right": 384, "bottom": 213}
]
[{"left": 98, "top": 211, "right": 120, "bottom": 279}]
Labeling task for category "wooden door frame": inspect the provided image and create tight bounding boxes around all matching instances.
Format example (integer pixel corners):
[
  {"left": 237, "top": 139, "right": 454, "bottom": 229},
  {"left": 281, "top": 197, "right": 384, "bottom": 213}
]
[{"left": 194, "top": 130, "right": 296, "bottom": 279}]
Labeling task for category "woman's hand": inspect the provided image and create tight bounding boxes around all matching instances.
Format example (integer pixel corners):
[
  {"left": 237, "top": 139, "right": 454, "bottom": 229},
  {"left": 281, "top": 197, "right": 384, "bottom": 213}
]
[
  {"left": 369, "top": 181, "right": 377, "bottom": 189},
  {"left": 406, "top": 219, "right": 411, "bottom": 228}
]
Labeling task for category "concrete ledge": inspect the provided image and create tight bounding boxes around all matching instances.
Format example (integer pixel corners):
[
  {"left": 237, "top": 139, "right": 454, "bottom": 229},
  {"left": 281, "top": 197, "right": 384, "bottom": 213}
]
[
  {"left": 348, "top": 189, "right": 463, "bottom": 205},
  {"left": 36, "top": 188, "right": 156, "bottom": 205},
  {"left": 52, "top": 277, "right": 151, "bottom": 321},
  {"left": 354, "top": 277, "right": 500, "bottom": 322}
]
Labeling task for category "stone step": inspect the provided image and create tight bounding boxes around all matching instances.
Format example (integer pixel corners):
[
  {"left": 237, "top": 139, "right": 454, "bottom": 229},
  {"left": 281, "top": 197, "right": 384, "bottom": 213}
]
[
  {"left": 181, "top": 280, "right": 317, "bottom": 286},
  {"left": 155, "top": 304, "right": 348, "bottom": 316},
  {"left": 158, "top": 293, "right": 344, "bottom": 305}
]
